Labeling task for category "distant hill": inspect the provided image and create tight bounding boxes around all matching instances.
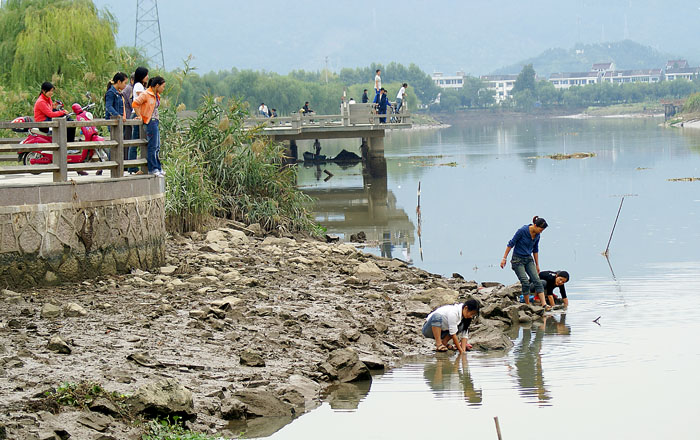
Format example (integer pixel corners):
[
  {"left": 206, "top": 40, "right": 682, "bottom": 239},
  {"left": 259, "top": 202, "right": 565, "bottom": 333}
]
[{"left": 491, "top": 40, "right": 686, "bottom": 77}]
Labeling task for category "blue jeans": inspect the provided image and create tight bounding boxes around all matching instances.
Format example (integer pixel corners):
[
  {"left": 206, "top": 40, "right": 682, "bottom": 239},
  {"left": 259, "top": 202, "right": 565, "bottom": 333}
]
[
  {"left": 422, "top": 314, "right": 449, "bottom": 339},
  {"left": 124, "top": 120, "right": 138, "bottom": 173},
  {"left": 146, "top": 119, "right": 161, "bottom": 173},
  {"left": 395, "top": 98, "right": 403, "bottom": 113},
  {"left": 373, "top": 89, "right": 380, "bottom": 103},
  {"left": 511, "top": 255, "right": 543, "bottom": 295}
]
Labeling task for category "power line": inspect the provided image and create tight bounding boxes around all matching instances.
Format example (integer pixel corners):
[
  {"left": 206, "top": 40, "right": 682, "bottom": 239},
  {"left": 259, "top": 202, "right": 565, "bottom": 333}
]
[{"left": 135, "top": 0, "right": 165, "bottom": 70}]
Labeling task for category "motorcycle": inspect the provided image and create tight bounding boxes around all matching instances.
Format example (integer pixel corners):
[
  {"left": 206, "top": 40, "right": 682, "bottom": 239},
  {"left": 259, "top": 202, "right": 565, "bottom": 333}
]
[{"left": 13, "top": 99, "right": 104, "bottom": 175}]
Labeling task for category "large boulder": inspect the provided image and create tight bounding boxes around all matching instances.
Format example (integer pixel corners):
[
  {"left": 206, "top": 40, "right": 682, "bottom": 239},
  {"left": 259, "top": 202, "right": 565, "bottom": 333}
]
[
  {"left": 129, "top": 378, "right": 195, "bottom": 420},
  {"left": 41, "top": 303, "right": 61, "bottom": 319},
  {"left": 227, "top": 390, "right": 293, "bottom": 418},
  {"left": 410, "top": 288, "right": 459, "bottom": 309},
  {"left": 469, "top": 321, "right": 514, "bottom": 351},
  {"left": 354, "top": 262, "right": 384, "bottom": 281},
  {"left": 319, "top": 348, "right": 372, "bottom": 383}
]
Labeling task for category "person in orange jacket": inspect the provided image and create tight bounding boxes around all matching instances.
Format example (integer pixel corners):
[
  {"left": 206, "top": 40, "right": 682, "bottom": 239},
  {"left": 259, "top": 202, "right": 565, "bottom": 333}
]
[{"left": 132, "top": 76, "right": 166, "bottom": 176}]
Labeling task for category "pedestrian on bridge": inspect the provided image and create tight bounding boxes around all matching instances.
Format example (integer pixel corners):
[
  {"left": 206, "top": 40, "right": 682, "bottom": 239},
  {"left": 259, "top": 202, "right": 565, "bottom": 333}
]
[
  {"left": 133, "top": 76, "right": 166, "bottom": 177},
  {"left": 377, "top": 88, "right": 391, "bottom": 123},
  {"left": 362, "top": 89, "right": 369, "bottom": 103},
  {"left": 396, "top": 83, "right": 408, "bottom": 113},
  {"left": 373, "top": 69, "right": 382, "bottom": 103}
]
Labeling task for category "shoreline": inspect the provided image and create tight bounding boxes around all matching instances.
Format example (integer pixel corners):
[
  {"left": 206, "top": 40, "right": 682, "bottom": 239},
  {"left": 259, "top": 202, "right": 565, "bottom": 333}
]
[{"left": 0, "top": 227, "right": 545, "bottom": 439}]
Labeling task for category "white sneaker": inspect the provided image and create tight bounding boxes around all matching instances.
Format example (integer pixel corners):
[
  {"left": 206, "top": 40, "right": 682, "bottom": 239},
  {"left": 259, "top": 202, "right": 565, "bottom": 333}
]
[{"left": 153, "top": 170, "right": 164, "bottom": 177}]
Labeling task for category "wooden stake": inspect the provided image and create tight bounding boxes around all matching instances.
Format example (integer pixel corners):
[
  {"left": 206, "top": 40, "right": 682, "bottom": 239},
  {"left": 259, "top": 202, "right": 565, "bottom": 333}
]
[
  {"left": 603, "top": 197, "right": 625, "bottom": 257},
  {"left": 494, "top": 416, "right": 503, "bottom": 440}
]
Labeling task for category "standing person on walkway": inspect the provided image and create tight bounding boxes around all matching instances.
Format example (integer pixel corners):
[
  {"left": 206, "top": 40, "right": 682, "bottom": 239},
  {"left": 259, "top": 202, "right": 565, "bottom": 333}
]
[
  {"left": 362, "top": 89, "right": 369, "bottom": 103},
  {"left": 131, "top": 67, "right": 149, "bottom": 141},
  {"left": 373, "top": 69, "right": 382, "bottom": 104},
  {"left": 132, "top": 76, "right": 166, "bottom": 176},
  {"left": 500, "top": 216, "right": 549, "bottom": 309},
  {"left": 121, "top": 74, "right": 140, "bottom": 173},
  {"left": 377, "top": 88, "right": 391, "bottom": 123},
  {"left": 396, "top": 83, "right": 408, "bottom": 113},
  {"left": 105, "top": 72, "right": 127, "bottom": 121},
  {"left": 422, "top": 299, "right": 480, "bottom": 354}
]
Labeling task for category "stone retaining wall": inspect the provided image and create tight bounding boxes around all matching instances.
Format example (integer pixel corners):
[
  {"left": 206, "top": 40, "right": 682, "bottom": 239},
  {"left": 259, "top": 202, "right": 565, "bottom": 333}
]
[{"left": 0, "top": 177, "right": 166, "bottom": 287}]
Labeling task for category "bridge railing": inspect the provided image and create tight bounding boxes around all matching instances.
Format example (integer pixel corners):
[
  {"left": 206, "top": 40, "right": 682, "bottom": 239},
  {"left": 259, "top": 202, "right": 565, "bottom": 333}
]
[
  {"left": 244, "top": 102, "right": 411, "bottom": 129},
  {"left": 0, "top": 118, "right": 148, "bottom": 182}
]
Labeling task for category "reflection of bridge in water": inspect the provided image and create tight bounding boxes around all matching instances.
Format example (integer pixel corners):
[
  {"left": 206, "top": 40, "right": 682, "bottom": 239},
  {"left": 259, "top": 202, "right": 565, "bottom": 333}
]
[{"left": 303, "top": 170, "right": 415, "bottom": 261}]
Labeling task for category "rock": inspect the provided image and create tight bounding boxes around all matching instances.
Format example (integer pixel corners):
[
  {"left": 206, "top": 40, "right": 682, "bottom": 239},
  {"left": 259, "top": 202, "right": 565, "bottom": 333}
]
[
  {"left": 262, "top": 237, "right": 295, "bottom": 247},
  {"left": 469, "top": 322, "right": 514, "bottom": 351},
  {"left": 354, "top": 262, "right": 384, "bottom": 281},
  {"left": 89, "top": 398, "right": 121, "bottom": 417},
  {"left": 230, "top": 389, "right": 293, "bottom": 418},
  {"left": 326, "top": 381, "right": 372, "bottom": 410},
  {"left": 126, "top": 351, "right": 164, "bottom": 368},
  {"left": 0, "top": 423, "right": 5, "bottom": 440},
  {"left": 503, "top": 305, "right": 521, "bottom": 326},
  {"left": 0, "top": 356, "right": 24, "bottom": 369},
  {"left": 496, "top": 283, "right": 522, "bottom": 299},
  {"left": 228, "top": 230, "right": 249, "bottom": 244},
  {"left": 76, "top": 412, "right": 111, "bottom": 432},
  {"left": 319, "top": 348, "right": 372, "bottom": 383},
  {"left": 410, "top": 287, "right": 459, "bottom": 308},
  {"left": 289, "top": 256, "right": 314, "bottom": 265},
  {"left": 349, "top": 231, "right": 366, "bottom": 242},
  {"left": 45, "top": 271, "right": 58, "bottom": 283},
  {"left": 220, "top": 397, "right": 247, "bottom": 420},
  {"left": 481, "top": 281, "right": 503, "bottom": 288},
  {"left": 518, "top": 311, "right": 533, "bottom": 323},
  {"left": 480, "top": 303, "right": 506, "bottom": 320},
  {"left": 63, "top": 302, "right": 87, "bottom": 317},
  {"left": 205, "top": 230, "right": 227, "bottom": 243},
  {"left": 452, "top": 272, "right": 464, "bottom": 279},
  {"left": 239, "top": 350, "right": 265, "bottom": 367},
  {"left": 222, "top": 270, "right": 241, "bottom": 282},
  {"left": 41, "top": 303, "right": 61, "bottom": 319},
  {"left": 246, "top": 223, "right": 264, "bottom": 237},
  {"left": 199, "top": 242, "right": 223, "bottom": 253},
  {"left": 325, "top": 234, "right": 340, "bottom": 243},
  {"left": 47, "top": 335, "right": 71, "bottom": 354},
  {"left": 405, "top": 301, "right": 432, "bottom": 318},
  {"left": 159, "top": 265, "right": 177, "bottom": 275},
  {"left": 359, "top": 354, "right": 385, "bottom": 370},
  {"left": 343, "top": 276, "right": 364, "bottom": 286},
  {"left": 211, "top": 295, "right": 242, "bottom": 310},
  {"left": 129, "top": 378, "right": 195, "bottom": 420}
]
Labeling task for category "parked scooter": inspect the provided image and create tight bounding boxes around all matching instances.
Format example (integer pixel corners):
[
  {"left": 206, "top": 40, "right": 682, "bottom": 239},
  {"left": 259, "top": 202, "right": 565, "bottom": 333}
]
[{"left": 13, "top": 100, "right": 103, "bottom": 175}]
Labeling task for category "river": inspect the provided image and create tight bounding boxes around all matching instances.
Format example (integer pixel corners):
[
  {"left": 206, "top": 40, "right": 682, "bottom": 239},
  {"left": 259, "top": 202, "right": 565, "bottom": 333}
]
[{"left": 255, "top": 118, "right": 700, "bottom": 439}]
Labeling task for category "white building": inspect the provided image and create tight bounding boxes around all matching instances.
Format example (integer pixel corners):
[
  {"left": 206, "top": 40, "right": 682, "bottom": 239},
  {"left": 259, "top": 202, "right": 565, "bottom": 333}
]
[
  {"left": 665, "top": 67, "right": 699, "bottom": 81},
  {"left": 431, "top": 71, "right": 466, "bottom": 89},
  {"left": 480, "top": 74, "right": 518, "bottom": 102},
  {"left": 602, "top": 69, "right": 662, "bottom": 84},
  {"left": 592, "top": 62, "right": 615, "bottom": 73},
  {"left": 549, "top": 72, "right": 601, "bottom": 89}
]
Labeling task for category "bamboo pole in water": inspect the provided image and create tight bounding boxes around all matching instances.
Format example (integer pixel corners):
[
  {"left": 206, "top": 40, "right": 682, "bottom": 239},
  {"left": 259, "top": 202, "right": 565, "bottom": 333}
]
[
  {"left": 494, "top": 416, "right": 503, "bottom": 440},
  {"left": 603, "top": 196, "right": 625, "bottom": 257}
]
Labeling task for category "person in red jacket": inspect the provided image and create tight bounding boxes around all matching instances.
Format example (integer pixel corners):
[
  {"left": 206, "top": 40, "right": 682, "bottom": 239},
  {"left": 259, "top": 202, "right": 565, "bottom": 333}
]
[{"left": 33, "top": 81, "right": 75, "bottom": 142}]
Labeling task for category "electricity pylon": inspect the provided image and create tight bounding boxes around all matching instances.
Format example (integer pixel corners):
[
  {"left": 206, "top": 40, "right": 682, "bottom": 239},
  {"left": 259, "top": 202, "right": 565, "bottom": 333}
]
[{"left": 135, "top": 0, "right": 165, "bottom": 70}]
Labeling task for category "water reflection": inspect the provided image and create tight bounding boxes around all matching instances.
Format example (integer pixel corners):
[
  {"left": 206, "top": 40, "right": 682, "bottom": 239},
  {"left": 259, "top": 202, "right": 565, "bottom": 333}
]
[
  {"left": 422, "top": 354, "right": 483, "bottom": 406},
  {"left": 324, "top": 381, "right": 372, "bottom": 411},
  {"left": 512, "top": 314, "right": 570, "bottom": 406}
]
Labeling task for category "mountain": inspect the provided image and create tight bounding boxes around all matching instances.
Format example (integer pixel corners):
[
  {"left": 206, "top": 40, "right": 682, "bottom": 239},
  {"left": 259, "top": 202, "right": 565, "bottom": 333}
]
[{"left": 491, "top": 41, "right": 687, "bottom": 77}]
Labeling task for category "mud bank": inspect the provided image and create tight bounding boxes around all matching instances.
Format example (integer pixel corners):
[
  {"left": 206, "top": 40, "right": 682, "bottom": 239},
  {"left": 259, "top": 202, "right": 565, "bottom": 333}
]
[{"left": 0, "top": 226, "right": 549, "bottom": 439}]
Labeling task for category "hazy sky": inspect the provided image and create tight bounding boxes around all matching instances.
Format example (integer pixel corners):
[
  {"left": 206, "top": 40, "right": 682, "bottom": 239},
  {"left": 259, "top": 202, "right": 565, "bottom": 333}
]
[{"left": 94, "top": 0, "right": 700, "bottom": 75}]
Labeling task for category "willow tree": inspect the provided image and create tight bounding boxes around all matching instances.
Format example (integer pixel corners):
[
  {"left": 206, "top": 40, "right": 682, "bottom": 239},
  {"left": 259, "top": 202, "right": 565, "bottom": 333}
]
[{"left": 0, "top": 0, "right": 117, "bottom": 87}]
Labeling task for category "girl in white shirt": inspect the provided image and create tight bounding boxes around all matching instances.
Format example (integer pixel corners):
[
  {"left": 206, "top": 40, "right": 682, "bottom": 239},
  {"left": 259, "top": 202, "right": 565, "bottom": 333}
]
[{"left": 422, "top": 299, "right": 479, "bottom": 353}]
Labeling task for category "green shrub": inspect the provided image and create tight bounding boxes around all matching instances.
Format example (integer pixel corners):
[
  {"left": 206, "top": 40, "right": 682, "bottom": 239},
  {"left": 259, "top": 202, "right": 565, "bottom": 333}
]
[
  {"left": 142, "top": 416, "right": 234, "bottom": 440},
  {"left": 683, "top": 93, "right": 700, "bottom": 113}
]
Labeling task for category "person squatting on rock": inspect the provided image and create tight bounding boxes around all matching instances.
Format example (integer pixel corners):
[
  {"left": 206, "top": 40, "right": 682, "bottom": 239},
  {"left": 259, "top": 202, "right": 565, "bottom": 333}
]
[
  {"left": 422, "top": 299, "right": 480, "bottom": 353},
  {"left": 500, "top": 216, "right": 550, "bottom": 309},
  {"left": 530, "top": 270, "right": 570, "bottom": 307}
]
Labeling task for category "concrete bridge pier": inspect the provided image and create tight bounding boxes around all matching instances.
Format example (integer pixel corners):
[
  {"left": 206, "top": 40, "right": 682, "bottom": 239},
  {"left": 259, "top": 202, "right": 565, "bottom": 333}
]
[{"left": 364, "top": 136, "right": 387, "bottom": 179}]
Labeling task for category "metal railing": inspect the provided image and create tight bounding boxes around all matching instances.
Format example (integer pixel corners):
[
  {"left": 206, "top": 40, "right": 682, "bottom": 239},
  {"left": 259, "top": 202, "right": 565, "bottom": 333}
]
[
  {"left": 244, "top": 102, "right": 411, "bottom": 129},
  {"left": 0, "top": 118, "right": 148, "bottom": 182}
]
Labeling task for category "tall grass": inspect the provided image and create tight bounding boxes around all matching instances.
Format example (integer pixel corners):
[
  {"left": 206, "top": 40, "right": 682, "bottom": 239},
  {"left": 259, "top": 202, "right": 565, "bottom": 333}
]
[
  {"left": 683, "top": 93, "right": 700, "bottom": 114},
  {"left": 160, "top": 96, "right": 317, "bottom": 234}
]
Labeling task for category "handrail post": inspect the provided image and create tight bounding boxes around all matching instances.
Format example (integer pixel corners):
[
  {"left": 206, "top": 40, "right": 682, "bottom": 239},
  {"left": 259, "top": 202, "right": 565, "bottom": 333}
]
[
  {"left": 343, "top": 103, "right": 349, "bottom": 127},
  {"left": 53, "top": 118, "right": 67, "bottom": 182},
  {"left": 139, "top": 120, "right": 147, "bottom": 174},
  {"left": 110, "top": 119, "right": 124, "bottom": 178}
]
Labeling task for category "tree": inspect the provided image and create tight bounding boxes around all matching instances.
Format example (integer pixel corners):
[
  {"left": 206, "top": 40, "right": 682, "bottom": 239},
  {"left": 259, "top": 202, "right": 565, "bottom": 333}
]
[
  {"left": 512, "top": 64, "right": 536, "bottom": 94},
  {"left": 0, "top": 0, "right": 117, "bottom": 87}
]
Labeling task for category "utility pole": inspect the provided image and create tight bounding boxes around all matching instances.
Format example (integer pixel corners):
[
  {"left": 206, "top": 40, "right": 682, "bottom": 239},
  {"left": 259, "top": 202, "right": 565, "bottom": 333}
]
[{"left": 135, "top": 0, "right": 165, "bottom": 70}]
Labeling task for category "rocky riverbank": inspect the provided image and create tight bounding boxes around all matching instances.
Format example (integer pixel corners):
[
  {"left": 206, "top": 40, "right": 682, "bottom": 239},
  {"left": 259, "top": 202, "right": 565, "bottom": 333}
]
[{"left": 0, "top": 225, "right": 549, "bottom": 439}]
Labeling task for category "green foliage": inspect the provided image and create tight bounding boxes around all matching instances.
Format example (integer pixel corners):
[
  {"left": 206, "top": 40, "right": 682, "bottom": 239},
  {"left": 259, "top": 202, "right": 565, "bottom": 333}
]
[
  {"left": 41, "top": 381, "right": 129, "bottom": 415},
  {"left": 161, "top": 95, "right": 317, "bottom": 234},
  {"left": 0, "top": 0, "right": 117, "bottom": 87},
  {"left": 142, "top": 416, "right": 234, "bottom": 440},
  {"left": 513, "top": 64, "right": 536, "bottom": 94},
  {"left": 683, "top": 93, "right": 700, "bottom": 113}
]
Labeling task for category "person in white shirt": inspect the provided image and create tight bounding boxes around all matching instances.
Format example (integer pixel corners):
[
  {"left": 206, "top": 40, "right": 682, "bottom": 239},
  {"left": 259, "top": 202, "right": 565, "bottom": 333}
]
[
  {"left": 396, "top": 83, "right": 408, "bottom": 113},
  {"left": 258, "top": 103, "right": 269, "bottom": 118},
  {"left": 373, "top": 69, "right": 382, "bottom": 103},
  {"left": 422, "top": 299, "right": 480, "bottom": 353}
]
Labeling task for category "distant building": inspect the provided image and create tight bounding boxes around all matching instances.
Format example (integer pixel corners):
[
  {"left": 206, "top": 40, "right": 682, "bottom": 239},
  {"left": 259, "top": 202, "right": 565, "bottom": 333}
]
[
  {"left": 480, "top": 74, "right": 518, "bottom": 102},
  {"left": 666, "top": 60, "right": 689, "bottom": 70},
  {"left": 592, "top": 62, "right": 615, "bottom": 73},
  {"left": 665, "top": 67, "right": 700, "bottom": 81},
  {"left": 601, "top": 69, "right": 662, "bottom": 84},
  {"left": 431, "top": 71, "right": 466, "bottom": 89},
  {"left": 549, "top": 72, "right": 601, "bottom": 89}
]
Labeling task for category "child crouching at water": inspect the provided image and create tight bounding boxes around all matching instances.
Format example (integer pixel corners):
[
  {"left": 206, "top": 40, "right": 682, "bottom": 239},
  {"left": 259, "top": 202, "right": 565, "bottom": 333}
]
[{"left": 422, "top": 299, "right": 480, "bottom": 354}]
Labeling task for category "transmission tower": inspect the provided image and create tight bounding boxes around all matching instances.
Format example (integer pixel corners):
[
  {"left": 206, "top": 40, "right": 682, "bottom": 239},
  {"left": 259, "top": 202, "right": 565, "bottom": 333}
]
[{"left": 135, "top": 0, "right": 165, "bottom": 70}]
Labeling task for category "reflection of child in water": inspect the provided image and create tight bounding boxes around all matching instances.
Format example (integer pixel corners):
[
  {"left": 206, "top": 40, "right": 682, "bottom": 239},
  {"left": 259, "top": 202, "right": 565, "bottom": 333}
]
[
  {"left": 422, "top": 300, "right": 479, "bottom": 353},
  {"left": 423, "top": 354, "right": 482, "bottom": 405}
]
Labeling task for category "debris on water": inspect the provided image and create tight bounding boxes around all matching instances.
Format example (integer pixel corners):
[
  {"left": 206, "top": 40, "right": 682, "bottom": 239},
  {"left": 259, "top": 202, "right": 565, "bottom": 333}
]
[
  {"left": 593, "top": 316, "right": 601, "bottom": 325},
  {"left": 531, "top": 152, "right": 596, "bottom": 160},
  {"left": 667, "top": 177, "right": 700, "bottom": 182},
  {"left": 636, "top": 167, "right": 651, "bottom": 170}
]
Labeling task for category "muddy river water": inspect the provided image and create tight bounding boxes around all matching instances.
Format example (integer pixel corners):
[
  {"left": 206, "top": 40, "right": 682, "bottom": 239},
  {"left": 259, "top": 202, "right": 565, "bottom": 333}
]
[{"left": 269, "top": 118, "right": 700, "bottom": 439}]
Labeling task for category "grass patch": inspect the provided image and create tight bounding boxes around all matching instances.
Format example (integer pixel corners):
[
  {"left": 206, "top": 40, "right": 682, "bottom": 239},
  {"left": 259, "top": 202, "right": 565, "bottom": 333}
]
[
  {"left": 584, "top": 102, "right": 663, "bottom": 116},
  {"left": 29, "top": 381, "right": 130, "bottom": 417}
]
